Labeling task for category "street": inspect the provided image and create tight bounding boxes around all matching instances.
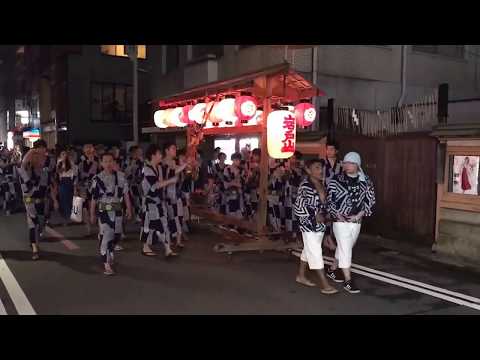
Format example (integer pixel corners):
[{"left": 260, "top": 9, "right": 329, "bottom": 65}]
[{"left": 0, "top": 212, "right": 479, "bottom": 315}]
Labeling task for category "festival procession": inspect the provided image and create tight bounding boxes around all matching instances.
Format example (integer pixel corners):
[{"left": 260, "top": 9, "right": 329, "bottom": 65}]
[
  {"left": 0, "top": 139, "right": 375, "bottom": 294},
  {"left": 1, "top": 45, "right": 480, "bottom": 315},
  {"left": 0, "top": 91, "right": 375, "bottom": 294}
]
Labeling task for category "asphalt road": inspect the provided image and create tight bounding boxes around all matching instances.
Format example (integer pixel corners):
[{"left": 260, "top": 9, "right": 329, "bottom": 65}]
[{"left": 0, "top": 212, "right": 479, "bottom": 315}]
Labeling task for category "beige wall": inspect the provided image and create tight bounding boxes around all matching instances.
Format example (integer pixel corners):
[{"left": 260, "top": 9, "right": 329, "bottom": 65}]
[{"left": 151, "top": 45, "right": 480, "bottom": 111}]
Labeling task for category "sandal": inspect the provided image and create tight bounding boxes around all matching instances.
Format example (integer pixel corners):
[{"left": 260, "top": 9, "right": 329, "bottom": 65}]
[
  {"left": 320, "top": 287, "right": 339, "bottom": 295},
  {"left": 32, "top": 252, "right": 40, "bottom": 261},
  {"left": 165, "top": 251, "right": 179, "bottom": 259},
  {"left": 296, "top": 277, "right": 316, "bottom": 287},
  {"left": 104, "top": 269, "right": 115, "bottom": 276},
  {"left": 141, "top": 250, "right": 157, "bottom": 257}
]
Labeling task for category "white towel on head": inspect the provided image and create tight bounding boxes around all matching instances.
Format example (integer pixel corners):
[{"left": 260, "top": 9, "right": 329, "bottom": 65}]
[{"left": 343, "top": 152, "right": 366, "bottom": 182}]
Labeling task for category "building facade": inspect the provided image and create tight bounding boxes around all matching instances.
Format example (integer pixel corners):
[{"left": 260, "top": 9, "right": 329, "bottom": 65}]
[
  {"left": 10, "top": 45, "right": 480, "bottom": 149},
  {"left": 150, "top": 45, "right": 480, "bottom": 115},
  {"left": 12, "top": 45, "right": 160, "bottom": 148},
  {"left": 0, "top": 46, "right": 17, "bottom": 145}
]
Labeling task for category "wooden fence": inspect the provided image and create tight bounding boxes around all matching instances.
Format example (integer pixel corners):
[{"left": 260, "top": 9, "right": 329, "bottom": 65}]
[
  {"left": 337, "top": 133, "right": 437, "bottom": 245},
  {"left": 335, "top": 94, "right": 438, "bottom": 137}
]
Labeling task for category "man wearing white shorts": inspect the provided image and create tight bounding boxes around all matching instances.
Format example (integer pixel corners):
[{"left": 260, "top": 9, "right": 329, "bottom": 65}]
[
  {"left": 294, "top": 159, "right": 338, "bottom": 295},
  {"left": 326, "top": 152, "right": 375, "bottom": 294}
]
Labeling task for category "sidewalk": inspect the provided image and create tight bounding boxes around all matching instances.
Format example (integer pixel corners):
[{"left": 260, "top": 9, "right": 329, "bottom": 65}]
[{"left": 360, "top": 233, "right": 480, "bottom": 275}]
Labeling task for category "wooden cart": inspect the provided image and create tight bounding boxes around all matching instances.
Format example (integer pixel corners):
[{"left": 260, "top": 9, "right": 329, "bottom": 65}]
[{"left": 155, "top": 62, "right": 325, "bottom": 255}]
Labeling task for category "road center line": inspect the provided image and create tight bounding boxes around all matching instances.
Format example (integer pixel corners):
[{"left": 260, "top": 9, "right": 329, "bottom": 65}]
[
  {"left": 0, "top": 253, "right": 36, "bottom": 315},
  {"left": 290, "top": 251, "right": 480, "bottom": 311},
  {"left": 322, "top": 255, "right": 480, "bottom": 304},
  {"left": 45, "top": 226, "right": 80, "bottom": 250}
]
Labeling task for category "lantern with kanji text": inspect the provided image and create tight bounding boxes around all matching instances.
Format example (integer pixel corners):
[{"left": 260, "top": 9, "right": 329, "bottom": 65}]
[{"left": 267, "top": 107, "right": 296, "bottom": 159}]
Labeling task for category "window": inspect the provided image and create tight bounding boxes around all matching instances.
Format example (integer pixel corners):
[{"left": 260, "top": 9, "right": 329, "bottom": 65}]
[
  {"left": 239, "top": 137, "right": 259, "bottom": 152},
  {"left": 100, "top": 45, "right": 147, "bottom": 59},
  {"left": 214, "top": 139, "right": 236, "bottom": 165},
  {"left": 192, "top": 45, "right": 224, "bottom": 59},
  {"left": 412, "top": 45, "right": 465, "bottom": 59},
  {"left": 91, "top": 82, "right": 133, "bottom": 123},
  {"left": 166, "top": 45, "right": 179, "bottom": 73},
  {"left": 214, "top": 136, "right": 260, "bottom": 165}
]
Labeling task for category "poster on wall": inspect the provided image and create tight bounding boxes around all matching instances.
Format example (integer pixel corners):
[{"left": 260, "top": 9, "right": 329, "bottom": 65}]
[{"left": 452, "top": 155, "right": 479, "bottom": 195}]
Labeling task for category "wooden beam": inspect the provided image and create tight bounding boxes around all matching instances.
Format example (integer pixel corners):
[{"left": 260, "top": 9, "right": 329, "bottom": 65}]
[
  {"left": 327, "top": 98, "right": 335, "bottom": 141},
  {"left": 202, "top": 125, "right": 262, "bottom": 137},
  {"left": 190, "top": 205, "right": 259, "bottom": 233},
  {"left": 257, "top": 75, "right": 272, "bottom": 235}
]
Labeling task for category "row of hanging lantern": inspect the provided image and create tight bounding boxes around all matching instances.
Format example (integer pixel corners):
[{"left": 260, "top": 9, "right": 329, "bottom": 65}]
[
  {"left": 154, "top": 92, "right": 260, "bottom": 129},
  {"left": 154, "top": 95, "right": 317, "bottom": 160},
  {"left": 154, "top": 95, "right": 316, "bottom": 129}
]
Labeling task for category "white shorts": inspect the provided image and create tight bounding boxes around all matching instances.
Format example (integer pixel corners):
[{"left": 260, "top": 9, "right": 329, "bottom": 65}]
[
  {"left": 332, "top": 222, "right": 361, "bottom": 269},
  {"left": 300, "top": 232, "right": 325, "bottom": 270}
]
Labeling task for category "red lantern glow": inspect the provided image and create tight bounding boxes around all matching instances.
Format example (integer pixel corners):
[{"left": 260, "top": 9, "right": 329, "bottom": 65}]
[
  {"left": 181, "top": 105, "right": 194, "bottom": 125},
  {"left": 295, "top": 102, "right": 316, "bottom": 127},
  {"left": 235, "top": 95, "right": 257, "bottom": 126}
]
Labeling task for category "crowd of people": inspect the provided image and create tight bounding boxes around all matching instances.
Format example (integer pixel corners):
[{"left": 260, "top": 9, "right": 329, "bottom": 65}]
[{"left": 0, "top": 139, "right": 375, "bottom": 294}]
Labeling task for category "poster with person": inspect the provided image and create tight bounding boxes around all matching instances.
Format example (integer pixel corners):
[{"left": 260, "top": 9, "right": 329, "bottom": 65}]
[{"left": 452, "top": 156, "right": 479, "bottom": 195}]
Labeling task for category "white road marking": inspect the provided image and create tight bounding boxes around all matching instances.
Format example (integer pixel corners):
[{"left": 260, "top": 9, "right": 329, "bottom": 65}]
[
  {"left": 45, "top": 226, "right": 80, "bottom": 250},
  {"left": 322, "top": 255, "right": 480, "bottom": 305},
  {"left": 0, "top": 296, "right": 7, "bottom": 315},
  {"left": 0, "top": 253, "right": 36, "bottom": 315},
  {"left": 290, "top": 251, "right": 480, "bottom": 311}
]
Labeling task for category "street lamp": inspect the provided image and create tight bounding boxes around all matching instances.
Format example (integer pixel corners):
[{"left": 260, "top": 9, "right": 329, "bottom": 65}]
[{"left": 126, "top": 45, "right": 139, "bottom": 145}]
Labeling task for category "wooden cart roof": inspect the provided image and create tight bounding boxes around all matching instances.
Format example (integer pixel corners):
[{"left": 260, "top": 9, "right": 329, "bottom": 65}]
[{"left": 157, "top": 62, "right": 325, "bottom": 107}]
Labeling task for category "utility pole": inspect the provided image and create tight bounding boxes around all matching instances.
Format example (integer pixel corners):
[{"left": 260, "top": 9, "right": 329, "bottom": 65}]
[{"left": 126, "top": 45, "right": 139, "bottom": 145}]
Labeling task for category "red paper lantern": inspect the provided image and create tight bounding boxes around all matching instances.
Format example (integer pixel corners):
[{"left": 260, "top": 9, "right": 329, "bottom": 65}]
[
  {"left": 235, "top": 94, "right": 257, "bottom": 126},
  {"left": 181, "top": 105, "right": 194, "bottom": 125},
  {"left": 295, "top": 101, "right": 316, "bottom": 127}
]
